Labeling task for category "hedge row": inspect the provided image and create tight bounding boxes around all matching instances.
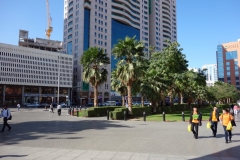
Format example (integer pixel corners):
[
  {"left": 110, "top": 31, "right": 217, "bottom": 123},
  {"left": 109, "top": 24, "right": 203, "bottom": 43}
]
[
  {"left": 109, "top": 107, "right": 151, "bottom": 120},
  {"left": 77, "top": 106, "right": 122, "bottom": 117}
]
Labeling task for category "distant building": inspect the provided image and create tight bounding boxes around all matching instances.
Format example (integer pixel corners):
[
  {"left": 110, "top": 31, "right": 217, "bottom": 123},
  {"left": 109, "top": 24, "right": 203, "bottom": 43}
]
[
  {"left": 202, "top": 64, "right": 218, "bottom": 86},
  {"left": 0, "top": 30, "right": 73, "bottom": 106},
  {"left": 188, "top": 68, "right": 202, "bottom": 73},
  {"left": 216, "top": 39, "right": 240, "bottom": 90}
]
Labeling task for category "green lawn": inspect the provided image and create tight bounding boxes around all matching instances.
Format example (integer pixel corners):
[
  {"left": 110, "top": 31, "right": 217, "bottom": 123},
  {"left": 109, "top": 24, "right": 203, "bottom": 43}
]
[{"left": 143, "top": 107, "right": 218, "bottom": 122}]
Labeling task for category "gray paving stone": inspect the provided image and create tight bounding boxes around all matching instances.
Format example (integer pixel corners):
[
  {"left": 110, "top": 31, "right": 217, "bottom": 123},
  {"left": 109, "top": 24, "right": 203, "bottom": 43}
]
[
  {"left": 0, "top": 108, "right": 239, "bottom": 160},
  {"left": 93, "top": 151, "right": 116, "bottom": 159}
]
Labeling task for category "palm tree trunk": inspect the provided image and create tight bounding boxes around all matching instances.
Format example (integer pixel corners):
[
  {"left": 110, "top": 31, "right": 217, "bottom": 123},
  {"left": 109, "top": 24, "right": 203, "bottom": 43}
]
[
  {"left": 153, "top": 100, "right": 156, "bottom": 113},
  {"left": 141, "top": 96, "right": 144, "bottom": 107},
  {"left": 94, "top": 85, "right": 98, "bottom": 107},
  {"left": 122, "top": 95, "right": 125, "bottom": 106},
  {"left": 180, "top": 93, "right": 183, "bottom": 104},
  {"left": 127, "top": 84, "right": 132, "bottom": 114}
]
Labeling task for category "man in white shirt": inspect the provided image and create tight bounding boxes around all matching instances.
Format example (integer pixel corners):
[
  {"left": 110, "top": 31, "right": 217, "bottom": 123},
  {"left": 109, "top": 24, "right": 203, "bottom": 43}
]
[
  {"left": 57, "top": 105, "right": 61, "bottom": 116},
  {"left": 0, "top": 105, "right": 11, "bottom": 132},
  {"left": 17, "top": 103, "right": 21, "bottom": 111}
]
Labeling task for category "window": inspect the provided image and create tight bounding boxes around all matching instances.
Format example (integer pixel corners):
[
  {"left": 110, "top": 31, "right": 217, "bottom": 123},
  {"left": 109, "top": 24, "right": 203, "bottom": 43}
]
[
  {"left": 68, "top": 21, "right": 73, "bottom": 26},
  {"left": 227, "top": 71, "right": 230, "bottom": 76},
  {"left": 67, "top": 41, "right": 72, "bottom": 55},
  {"left": 68, "top": 34, "right": 72, "bottom": 39},
  {"left": 226, "top": 51, "right": 238, "bottom": 60}
]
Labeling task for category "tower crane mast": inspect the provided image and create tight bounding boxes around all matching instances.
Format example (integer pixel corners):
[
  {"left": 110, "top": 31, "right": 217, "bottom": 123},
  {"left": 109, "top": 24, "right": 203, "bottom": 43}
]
[{"left": 45, "top": 0, "right": 53, "bottom": 39}]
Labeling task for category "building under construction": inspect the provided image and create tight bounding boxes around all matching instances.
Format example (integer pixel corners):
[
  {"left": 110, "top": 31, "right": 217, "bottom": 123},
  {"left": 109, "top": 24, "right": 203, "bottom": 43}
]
[{"left": 18, "top": 30, "right": 63, "bottom": 52}]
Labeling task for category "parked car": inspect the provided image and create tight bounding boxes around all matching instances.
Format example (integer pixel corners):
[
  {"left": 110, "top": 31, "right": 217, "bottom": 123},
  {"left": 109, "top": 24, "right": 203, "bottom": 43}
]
[
  {"left": 27, "top": 103, "right": 40, "bottom": 108},
  {"left": 116, "top": 102, "right": 122, "bottom": 106},
  {"left": 86, "top": 103, "right": 94, "bottom": 107},
  {"left": 102, "top": 102, "right": 108, "bottom": 106},
  {"left": 60, "top": 102, "right": 66, "bottom": 107},
  {"left": 144, "top": 101, "right": 150, "bottom": 106}
]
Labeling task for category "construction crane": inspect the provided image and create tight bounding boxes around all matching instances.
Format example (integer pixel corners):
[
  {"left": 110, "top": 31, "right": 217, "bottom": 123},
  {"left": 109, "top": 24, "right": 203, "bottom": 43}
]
[{"left": 45, "top": 0, "right": 53, "bottom": 39}]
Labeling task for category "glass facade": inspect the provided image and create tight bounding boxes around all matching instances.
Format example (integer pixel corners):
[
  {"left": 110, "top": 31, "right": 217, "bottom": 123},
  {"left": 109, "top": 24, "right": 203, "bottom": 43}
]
[
  {"left": 111, "top": 19, "right": 140, "bottom": 71},
  {"left": 226, "top": 51, "right": 238, "bottom": 60},
  {"left": 217, "top": 45, "right": 224, "bottom": 81},
  {"left": 67, "top": 41, "right": 72, "bottom": 55},
  {"left": 84, "top": 8, "right": 90, "bottom": 51}
]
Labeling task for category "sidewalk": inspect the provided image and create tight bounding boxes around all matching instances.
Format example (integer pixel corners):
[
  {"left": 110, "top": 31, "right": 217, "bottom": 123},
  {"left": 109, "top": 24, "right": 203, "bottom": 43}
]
[
  {"left": 0, "top": 145, "right": 238, "bottom": 160},
  {"left": 0, "top": 109, "right": 239, "bottom": 160}
]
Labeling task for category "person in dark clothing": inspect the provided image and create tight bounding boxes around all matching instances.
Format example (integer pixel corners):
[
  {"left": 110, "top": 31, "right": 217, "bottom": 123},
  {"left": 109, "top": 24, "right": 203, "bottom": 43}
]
[
  {"left": 189, "top": 107, "right": 202, "bottom": 139},
  {"left": 208, "top": 107, "right": 219, "bottom": 137},
  {"left": 0, "top": 105, "right": 11, "bottom": 132}
]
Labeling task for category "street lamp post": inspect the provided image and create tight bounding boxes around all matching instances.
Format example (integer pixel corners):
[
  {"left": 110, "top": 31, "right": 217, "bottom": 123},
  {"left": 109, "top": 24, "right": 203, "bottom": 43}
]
[
  {"left": 57, "top": 56, "right": 60, "bottom": 105},
  {"left": 66, "top": 96, "right": 68, "bottom": 108}
]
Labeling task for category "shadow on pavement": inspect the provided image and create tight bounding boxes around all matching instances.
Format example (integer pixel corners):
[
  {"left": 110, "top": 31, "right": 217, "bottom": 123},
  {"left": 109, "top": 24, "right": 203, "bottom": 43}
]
[
  {"left": 190, "top": 145, "right": 240, "bottom": 160},
  {"left": 0, "top": 155, "right": 27, "bottom": 158},
  {"left": 0, "top": 120, "right": 132, "bottom": 145}
]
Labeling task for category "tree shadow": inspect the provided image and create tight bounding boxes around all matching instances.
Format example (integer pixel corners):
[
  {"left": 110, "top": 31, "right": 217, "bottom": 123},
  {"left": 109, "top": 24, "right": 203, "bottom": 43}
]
[
  {"left": 0, "top": 155, "right": 27, "bottom": 158},
  {"left": 0, "top": 120, "right": 133, "bottom": 146},
  {"left": 190, "top": 145, "right": 240, "bottom": 159}
]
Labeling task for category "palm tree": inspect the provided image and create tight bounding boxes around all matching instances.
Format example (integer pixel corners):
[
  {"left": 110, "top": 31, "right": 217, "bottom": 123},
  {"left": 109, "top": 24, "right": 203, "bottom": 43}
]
[
  {"left": 111, "top": 70, "right": 127, "bottom": 106},
  {"left": 112, "top": 36, "right": 145, "bottom": 113},
  {"left": 80, "top": 47, "right": 110, "bottom": 107}
]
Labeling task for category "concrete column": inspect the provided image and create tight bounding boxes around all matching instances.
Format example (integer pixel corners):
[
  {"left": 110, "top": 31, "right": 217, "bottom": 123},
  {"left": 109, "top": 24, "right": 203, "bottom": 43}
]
[
  {"left": 54, "top": 87, "right": 56, "bottom": 103},
  {"left": 39, "top": 87, "right": 41, "bottom": 103},
  {"left": 22, "top": 86, "right": 24, "bottom": 105},
  {"left": 3, "top": 85, "right": 6, "bottom": 105}
]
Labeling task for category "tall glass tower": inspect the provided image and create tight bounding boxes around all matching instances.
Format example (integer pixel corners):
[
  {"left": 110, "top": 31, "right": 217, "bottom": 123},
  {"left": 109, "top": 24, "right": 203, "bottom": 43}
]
[{"left": 63, "top": 0, "right": 177, "bottom": 104}]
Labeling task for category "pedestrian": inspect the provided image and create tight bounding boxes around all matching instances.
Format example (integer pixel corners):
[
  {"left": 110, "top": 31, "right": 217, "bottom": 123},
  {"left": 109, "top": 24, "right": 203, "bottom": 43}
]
[
  {"left": 50, "top": 104, "right": 54, "bottom": 113},
  {"left": 0, "top": 105, "right": 12, "bottom": 132},
  {"left": 17, "top": 103, "right": 21, "bottom": 111},
  {"left": 219, "top": 108, "right": 234, "bottom": 143},
  {"left": 57, "top": 104, "right": 61, "bottom": 116},
  {"left": 189, "top": 107, "right": 202, "bottom": 139},
  {"left": 208, "top": 107, "right": 219, "bottom": 137},
  {"left": 233, "top": 104, "right": 238, "bottom": 115}
]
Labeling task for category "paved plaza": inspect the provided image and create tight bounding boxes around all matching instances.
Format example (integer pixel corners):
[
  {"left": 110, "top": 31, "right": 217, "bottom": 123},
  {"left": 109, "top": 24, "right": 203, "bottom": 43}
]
[{"left": 0, "top": 108, "right": 239, "bottom": 160}]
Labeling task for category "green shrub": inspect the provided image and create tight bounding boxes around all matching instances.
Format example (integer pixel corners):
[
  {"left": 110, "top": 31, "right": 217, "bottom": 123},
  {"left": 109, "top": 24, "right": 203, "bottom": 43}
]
[
  {"left": 77, "top": 106, "right": 123, "bottom": 117},
  {"left": 216, "top": 104, "right": 230, "bottom": 110},
  {"left": 131, "top": 107, "right": 151, "bottom": 116},
  {"left": 110, "top": 111, "right": 124, "bottom": 120}
]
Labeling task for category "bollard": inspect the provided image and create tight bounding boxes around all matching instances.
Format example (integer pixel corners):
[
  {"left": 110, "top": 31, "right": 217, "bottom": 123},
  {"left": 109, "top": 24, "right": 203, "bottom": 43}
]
[
  {"left": 72, "top": 108, "right": 74, "bottom": 116},
  {"left": 77, "top": 109, "right": 79, "bottom": 117},
  {"left": 68, "top": 108, "right": 70, "bottom": 115},
  {"left": 107, "top": 110, "right": 109, "bottom": 120},
  {"left": 124, "top": 111, "right": 126, "bottom": 121},
  {"left": 163, "top": 112, "right": 165, "bottom": 122},
  {"left": 143, "top": 111, "right": 146, "bottom": 122},
  {"left": 182, "top": 112, "right": 185, "bottom": 121}
]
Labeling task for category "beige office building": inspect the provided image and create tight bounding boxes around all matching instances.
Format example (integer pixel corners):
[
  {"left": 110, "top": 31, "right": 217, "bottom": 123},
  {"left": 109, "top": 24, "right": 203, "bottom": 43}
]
[{"left": 63, "top": 0, "right": 177, "bottom": 104}]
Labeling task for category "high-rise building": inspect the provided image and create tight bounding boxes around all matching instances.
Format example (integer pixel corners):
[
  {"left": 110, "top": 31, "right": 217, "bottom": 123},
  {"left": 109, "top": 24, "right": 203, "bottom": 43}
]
[
  {"left": 216, "top": 39, "right": 240, "bottom": 90},
  {"left": 63, "top": 0, "right": 177, "bottom": 104},
  {"left": 202, "top": 64, "right": 218, "bottom": 86}
]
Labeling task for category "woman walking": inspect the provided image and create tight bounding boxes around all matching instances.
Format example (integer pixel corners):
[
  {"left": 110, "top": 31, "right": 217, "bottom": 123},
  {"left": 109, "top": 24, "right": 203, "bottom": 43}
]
[
  {"left": 233, "top": 105, "right": 238, "bottom": 115},
  {"left": 219, "top": 108, "right": 234, "bottom": 143},
  {"left": 189, "top": 107, "right": 202, "bottom": 139}
]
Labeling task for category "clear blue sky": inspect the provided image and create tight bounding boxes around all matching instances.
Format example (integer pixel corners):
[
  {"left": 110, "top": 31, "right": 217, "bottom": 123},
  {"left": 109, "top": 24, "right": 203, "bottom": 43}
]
[{"left": 0, "top": 0, "right": 240, "bottom": 68}]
